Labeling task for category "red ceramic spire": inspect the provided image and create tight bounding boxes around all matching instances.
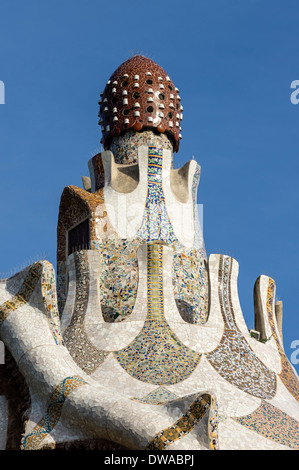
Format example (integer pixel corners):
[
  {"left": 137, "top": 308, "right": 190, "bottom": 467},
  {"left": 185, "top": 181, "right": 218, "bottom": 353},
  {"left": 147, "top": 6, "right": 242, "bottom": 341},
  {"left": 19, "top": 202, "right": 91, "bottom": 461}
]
[{"left": 98, "top": 55, "right": 183, "bottom": 152}]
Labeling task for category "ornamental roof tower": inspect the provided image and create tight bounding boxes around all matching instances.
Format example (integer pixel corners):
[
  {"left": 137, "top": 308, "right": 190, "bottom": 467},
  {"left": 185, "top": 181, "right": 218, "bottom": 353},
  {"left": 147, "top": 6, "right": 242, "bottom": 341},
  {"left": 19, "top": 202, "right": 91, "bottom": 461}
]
[
  {"left": 98, "top": 55, "right": 183, "bottom": 151},
  {"left": 0, "top": 56, "right": 298, "bottom": 451}
]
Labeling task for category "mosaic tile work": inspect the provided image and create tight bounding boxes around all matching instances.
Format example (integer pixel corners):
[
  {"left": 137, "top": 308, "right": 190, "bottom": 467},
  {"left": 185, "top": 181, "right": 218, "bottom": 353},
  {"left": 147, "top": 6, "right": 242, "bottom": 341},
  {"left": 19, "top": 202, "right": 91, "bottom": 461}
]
[
  {"left": 147, "top": 393, "right": 219, "bottom": 450},
  {"left": 57, "top": 186, "right": 105, "bottom": 263},
  {"left": 3, "top": 53, "right": 299, "bottom": 452},
  {"left": 99, "top": 239, "right": 139, "bottom": 322},
  {"left": 40, "top": 261, "right": 64, "bottom": 346},
  {"left": 172, "top": 245, "right": 209, "bottom": 324},
  {"left": 136, "top": 146, "right": 178, "bottom": 244},
  {"left": 170, "top": 156, "right": 209, "bottom": 324},
  {"left": 266, "top": 279, "right": 299, "bottom": 402},
  {"left": 0, "top": 261, "right": 64, "bottom": 345},
  {"left": 63, "top": 251, "right": 108, "bottom": 374},
  {"left": 109, "top": 129, "right": 173, "bottom": 164},
  {"left": 57, "top": 185, "right": 116, "bottom": 314},
  {"left": 234, "top": 400, "right": 299, "bottom": 449},
  {"left": 22, "top": 375, "right": 87, "bottom": 450},
  {"left": 114, "top": 244, "right": 201, "bottom": 385},
  {"left": 208, "top": 394, "right": 219, "bottom": 449},
  {"left": 206, "top": 255, "right": 277, "bottom": 399},
  {"left": 0, "top": 263, "right": 42, "bottom": 326},
  {"left": 56, "top": 260, "right": 67, "bottom": 317}
]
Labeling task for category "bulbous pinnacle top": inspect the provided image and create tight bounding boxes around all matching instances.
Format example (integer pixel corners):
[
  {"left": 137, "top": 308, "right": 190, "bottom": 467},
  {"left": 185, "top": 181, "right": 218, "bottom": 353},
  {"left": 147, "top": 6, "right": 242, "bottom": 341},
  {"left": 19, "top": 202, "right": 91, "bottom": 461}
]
[{"left": 98, "top": 55, "right": 183, "bottom": 152}]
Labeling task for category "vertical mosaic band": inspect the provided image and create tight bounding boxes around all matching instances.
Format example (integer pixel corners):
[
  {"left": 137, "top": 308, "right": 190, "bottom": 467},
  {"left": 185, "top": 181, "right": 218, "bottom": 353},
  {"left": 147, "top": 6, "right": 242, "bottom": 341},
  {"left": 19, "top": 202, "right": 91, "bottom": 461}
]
[
  {"left": 63, "top": 251, "right": 108, "bottom": 374},
  {"left": 136, "top": 146, "right": 177, "bottom": 244},
  {"left": 114, "top": 244, "right": 201, "bottom": 385},
  {"left": 147, "top": 243, "right": 164, "bottom": 321}
]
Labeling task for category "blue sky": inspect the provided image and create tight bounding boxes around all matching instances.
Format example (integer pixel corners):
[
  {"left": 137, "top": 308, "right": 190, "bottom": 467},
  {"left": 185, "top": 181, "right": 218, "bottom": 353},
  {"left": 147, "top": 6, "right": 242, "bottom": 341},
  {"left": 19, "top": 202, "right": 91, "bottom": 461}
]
[{"left": 0, "top": 0, "right": 298, "bottom": 373}]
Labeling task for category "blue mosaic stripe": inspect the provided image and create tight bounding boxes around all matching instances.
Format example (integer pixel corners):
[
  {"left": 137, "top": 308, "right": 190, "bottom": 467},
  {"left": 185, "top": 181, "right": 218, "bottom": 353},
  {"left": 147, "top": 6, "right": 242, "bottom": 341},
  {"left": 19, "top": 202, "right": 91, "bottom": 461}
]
[{"left": 136, "top": 147, "right": 177, "bottom": 244}]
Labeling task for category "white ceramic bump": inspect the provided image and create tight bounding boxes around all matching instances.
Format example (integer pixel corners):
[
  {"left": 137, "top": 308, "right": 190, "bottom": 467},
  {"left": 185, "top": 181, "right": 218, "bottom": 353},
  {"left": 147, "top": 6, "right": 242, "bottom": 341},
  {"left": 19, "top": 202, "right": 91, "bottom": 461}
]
[
  {"left": 246, "top": 274, "right": 282, "bottom": 373},
  {"left": 102, "top": 147, "right": 148, "bottom": 239},
  {"left": 162, "top": 150, "right": 196, "bottom": 248}
]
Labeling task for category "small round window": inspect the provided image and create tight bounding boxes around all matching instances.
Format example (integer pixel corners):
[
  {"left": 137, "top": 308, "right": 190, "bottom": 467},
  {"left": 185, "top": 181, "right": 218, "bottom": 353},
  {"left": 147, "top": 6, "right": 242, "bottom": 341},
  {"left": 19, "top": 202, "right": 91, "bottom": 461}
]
[{"left": 147, "top": 106, "right": 154, "bottom": 113}]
